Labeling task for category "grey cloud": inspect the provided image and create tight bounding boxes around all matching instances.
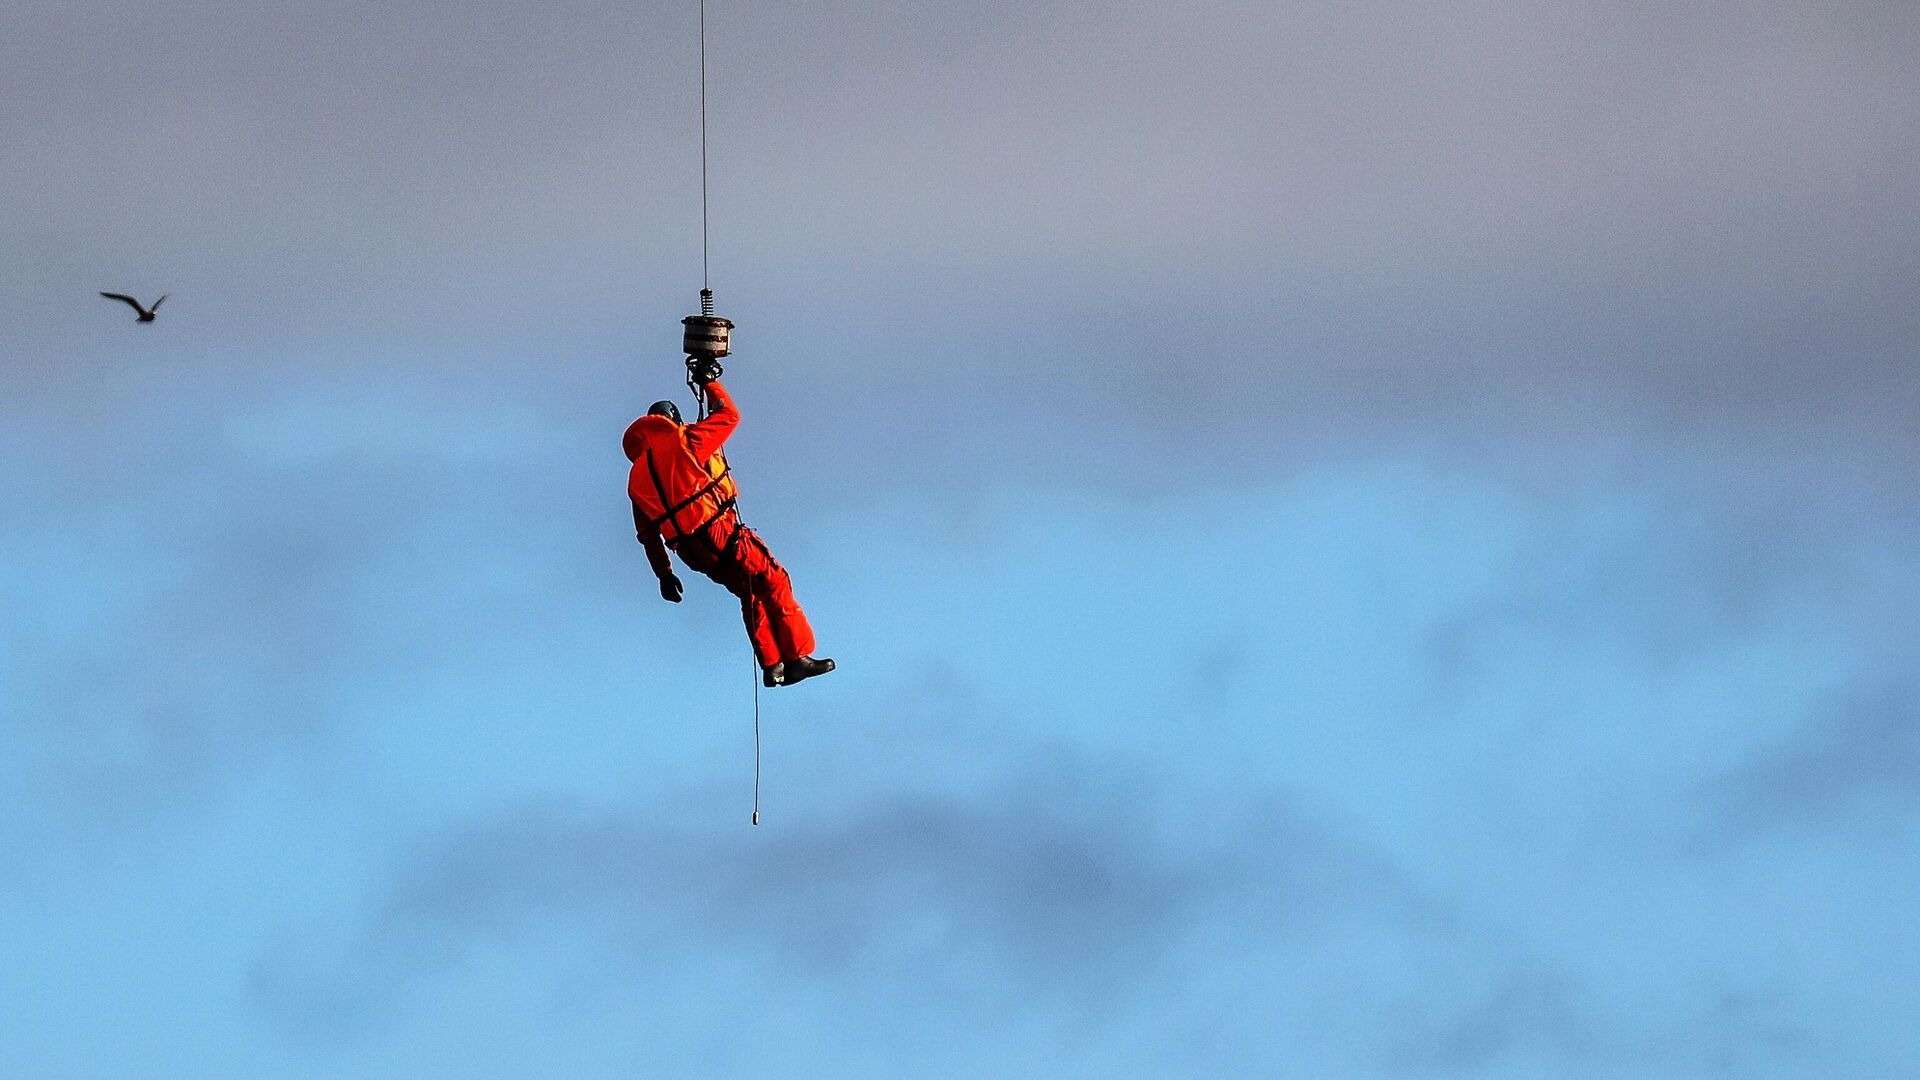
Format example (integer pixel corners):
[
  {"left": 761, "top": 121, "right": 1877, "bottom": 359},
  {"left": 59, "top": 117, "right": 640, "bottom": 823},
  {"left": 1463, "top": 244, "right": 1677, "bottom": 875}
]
[
  {"left": 1710, "top": 679, "right": 1920, "bottom": 832},
  {"left": 250, "top": 758, "right": 1436, "bottom": 1037},
  {"left": 1390, "top": 970, "right": 1622, "bottom": 1074},
  {"left": 1387, "top": 968, "right": 1819, "bottom": 1077},
  {"left": 384, "top": 779, "right": 1315, "bottom": 981},
  {"left": 4, "top": 462, "right": 412, "bottom": 813},
  {"left": 1424, "top": 463, "right": 1920, "bottom": 677},
  {"left": 5, "top": 0, "right": 1915, "bottom": 454},
  {"left": 0, "top": 393, "right": 554, "bottom": 813}
]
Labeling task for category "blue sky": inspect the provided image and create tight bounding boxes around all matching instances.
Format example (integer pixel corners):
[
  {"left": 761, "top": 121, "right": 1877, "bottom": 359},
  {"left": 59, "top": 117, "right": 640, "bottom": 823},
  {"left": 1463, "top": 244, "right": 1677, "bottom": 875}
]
[{"left": 4, "top": 1, "right": 1918, "bottom": 1076}]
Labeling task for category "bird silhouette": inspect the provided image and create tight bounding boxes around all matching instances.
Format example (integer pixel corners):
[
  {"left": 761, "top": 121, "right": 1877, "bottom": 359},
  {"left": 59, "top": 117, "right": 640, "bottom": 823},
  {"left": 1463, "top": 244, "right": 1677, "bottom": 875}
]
[{"left": 100, "top": 292, "right": 167, "bottom": 322}]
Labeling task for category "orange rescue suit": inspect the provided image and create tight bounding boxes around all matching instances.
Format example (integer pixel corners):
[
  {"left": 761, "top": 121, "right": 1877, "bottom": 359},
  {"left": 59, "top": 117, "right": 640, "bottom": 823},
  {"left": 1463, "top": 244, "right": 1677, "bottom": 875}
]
[{"left": 624, "top": 381, "right": 816, "bottom": 668}]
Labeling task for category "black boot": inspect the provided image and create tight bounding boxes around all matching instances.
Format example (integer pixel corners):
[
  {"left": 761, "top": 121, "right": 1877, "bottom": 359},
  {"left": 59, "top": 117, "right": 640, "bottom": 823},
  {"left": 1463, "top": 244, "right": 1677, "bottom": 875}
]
[
  {"left": 762, "top": 662, "right": 785, "bottom": 688},
  {"left": 775, "top": 656, "right": 835, "bottom": 687}
]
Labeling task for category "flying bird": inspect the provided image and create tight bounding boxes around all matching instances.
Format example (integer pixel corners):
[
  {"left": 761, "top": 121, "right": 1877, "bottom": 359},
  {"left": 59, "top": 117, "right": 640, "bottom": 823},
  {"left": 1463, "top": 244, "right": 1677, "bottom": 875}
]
[{"left": 99, "top": 292, "right": 167, "bottom": 322}]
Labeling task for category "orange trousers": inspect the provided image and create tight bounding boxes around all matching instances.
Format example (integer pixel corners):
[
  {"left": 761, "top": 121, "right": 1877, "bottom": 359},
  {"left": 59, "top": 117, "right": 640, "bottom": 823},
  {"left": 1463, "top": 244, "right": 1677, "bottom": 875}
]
[{"left": 673, "top": 511, "right": 815, "bottom": 669}]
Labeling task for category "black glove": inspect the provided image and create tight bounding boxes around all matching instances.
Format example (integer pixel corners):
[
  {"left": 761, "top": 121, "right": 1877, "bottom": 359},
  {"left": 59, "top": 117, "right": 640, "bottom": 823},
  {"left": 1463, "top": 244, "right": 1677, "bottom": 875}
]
[
  {"left": 686, "top": 355, "right": 723, "bottom": 386},
  {"left": 659, "top": 573, "right": 684, "bottom": 603}
]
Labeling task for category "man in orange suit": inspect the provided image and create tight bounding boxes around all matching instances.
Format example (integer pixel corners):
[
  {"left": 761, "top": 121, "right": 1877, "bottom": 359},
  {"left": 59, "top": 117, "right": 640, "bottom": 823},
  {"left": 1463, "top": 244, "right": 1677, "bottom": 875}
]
[{"left": 624, "top": 380, "right": 834, "bottom": 688}]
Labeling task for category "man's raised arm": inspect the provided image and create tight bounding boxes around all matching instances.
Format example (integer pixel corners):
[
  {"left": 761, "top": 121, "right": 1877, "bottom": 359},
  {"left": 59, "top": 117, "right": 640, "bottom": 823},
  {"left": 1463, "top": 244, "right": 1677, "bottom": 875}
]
[{"left": 684, "top": 380, "right": 741, "bottom": 461}]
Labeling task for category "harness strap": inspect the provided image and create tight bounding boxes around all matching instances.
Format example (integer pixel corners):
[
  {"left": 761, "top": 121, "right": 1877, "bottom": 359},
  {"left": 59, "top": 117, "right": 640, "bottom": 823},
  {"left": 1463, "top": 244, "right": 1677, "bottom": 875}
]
[
  {"left": 671, "top": 507, "right": 745, "bottom": 562},
  {"left": 640, "top": 445, "right": 734, "bottom": 542}
]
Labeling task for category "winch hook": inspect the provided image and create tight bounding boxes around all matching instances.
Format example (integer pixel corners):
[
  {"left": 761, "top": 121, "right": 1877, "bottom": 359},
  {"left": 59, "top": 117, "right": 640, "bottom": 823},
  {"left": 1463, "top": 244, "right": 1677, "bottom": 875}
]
[{"left": 682, "top": 288, "right": 734, "bottom": 417}]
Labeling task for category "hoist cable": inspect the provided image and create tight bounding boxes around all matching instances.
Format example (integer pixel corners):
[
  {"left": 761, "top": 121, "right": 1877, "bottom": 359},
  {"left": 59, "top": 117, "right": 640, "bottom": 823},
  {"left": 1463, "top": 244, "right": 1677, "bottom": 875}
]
[{"left": 698, "top": 0, "right": 711, "bottom": 291}]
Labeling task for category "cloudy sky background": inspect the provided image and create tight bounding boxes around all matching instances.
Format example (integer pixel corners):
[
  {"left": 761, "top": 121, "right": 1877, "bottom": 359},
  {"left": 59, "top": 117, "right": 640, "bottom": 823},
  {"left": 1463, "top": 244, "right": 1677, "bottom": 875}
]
[{"left": 3, "top": 0, "right": 1918, "bottom": 1075}]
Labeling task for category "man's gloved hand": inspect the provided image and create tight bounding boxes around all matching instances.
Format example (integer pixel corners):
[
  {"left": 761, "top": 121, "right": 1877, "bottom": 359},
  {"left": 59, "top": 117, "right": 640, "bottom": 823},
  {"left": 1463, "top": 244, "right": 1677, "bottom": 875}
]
[
  {"left": 659, "top": 573, "right": 684, "bottom": 603},
  {"left": 686, "top": 356, "right": 723, "bottom": 386}
]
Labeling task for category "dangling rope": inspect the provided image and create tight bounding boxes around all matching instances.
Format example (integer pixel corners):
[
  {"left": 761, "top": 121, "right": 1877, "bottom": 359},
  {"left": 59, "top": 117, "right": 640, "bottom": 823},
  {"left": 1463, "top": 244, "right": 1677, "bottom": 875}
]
[{"left": 751, "top": 653, "right": 762, "bottom": 825}]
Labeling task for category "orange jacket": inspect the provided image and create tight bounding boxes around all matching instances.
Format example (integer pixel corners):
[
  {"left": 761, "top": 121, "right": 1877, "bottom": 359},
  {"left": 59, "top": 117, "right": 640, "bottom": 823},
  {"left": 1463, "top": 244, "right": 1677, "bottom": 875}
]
[{"left": 625, "top": 381, "right": 743, "bottom": 575}]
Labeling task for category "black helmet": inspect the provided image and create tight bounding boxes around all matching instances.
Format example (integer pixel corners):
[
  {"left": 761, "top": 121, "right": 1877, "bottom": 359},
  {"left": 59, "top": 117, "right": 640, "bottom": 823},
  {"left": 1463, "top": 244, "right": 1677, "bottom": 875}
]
[{"left": 647, "top": 400, "right": 682, "bottom": 424}]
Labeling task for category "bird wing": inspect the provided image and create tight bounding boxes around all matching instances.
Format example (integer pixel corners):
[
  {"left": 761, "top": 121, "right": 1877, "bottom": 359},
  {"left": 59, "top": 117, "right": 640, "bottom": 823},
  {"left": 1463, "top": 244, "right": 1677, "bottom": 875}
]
[
  {"left": 100, "top": 292, "right": 145, "bottom": 311},
  {"left": 150, "top": 294, "right": 167, "bottom": 311}
]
